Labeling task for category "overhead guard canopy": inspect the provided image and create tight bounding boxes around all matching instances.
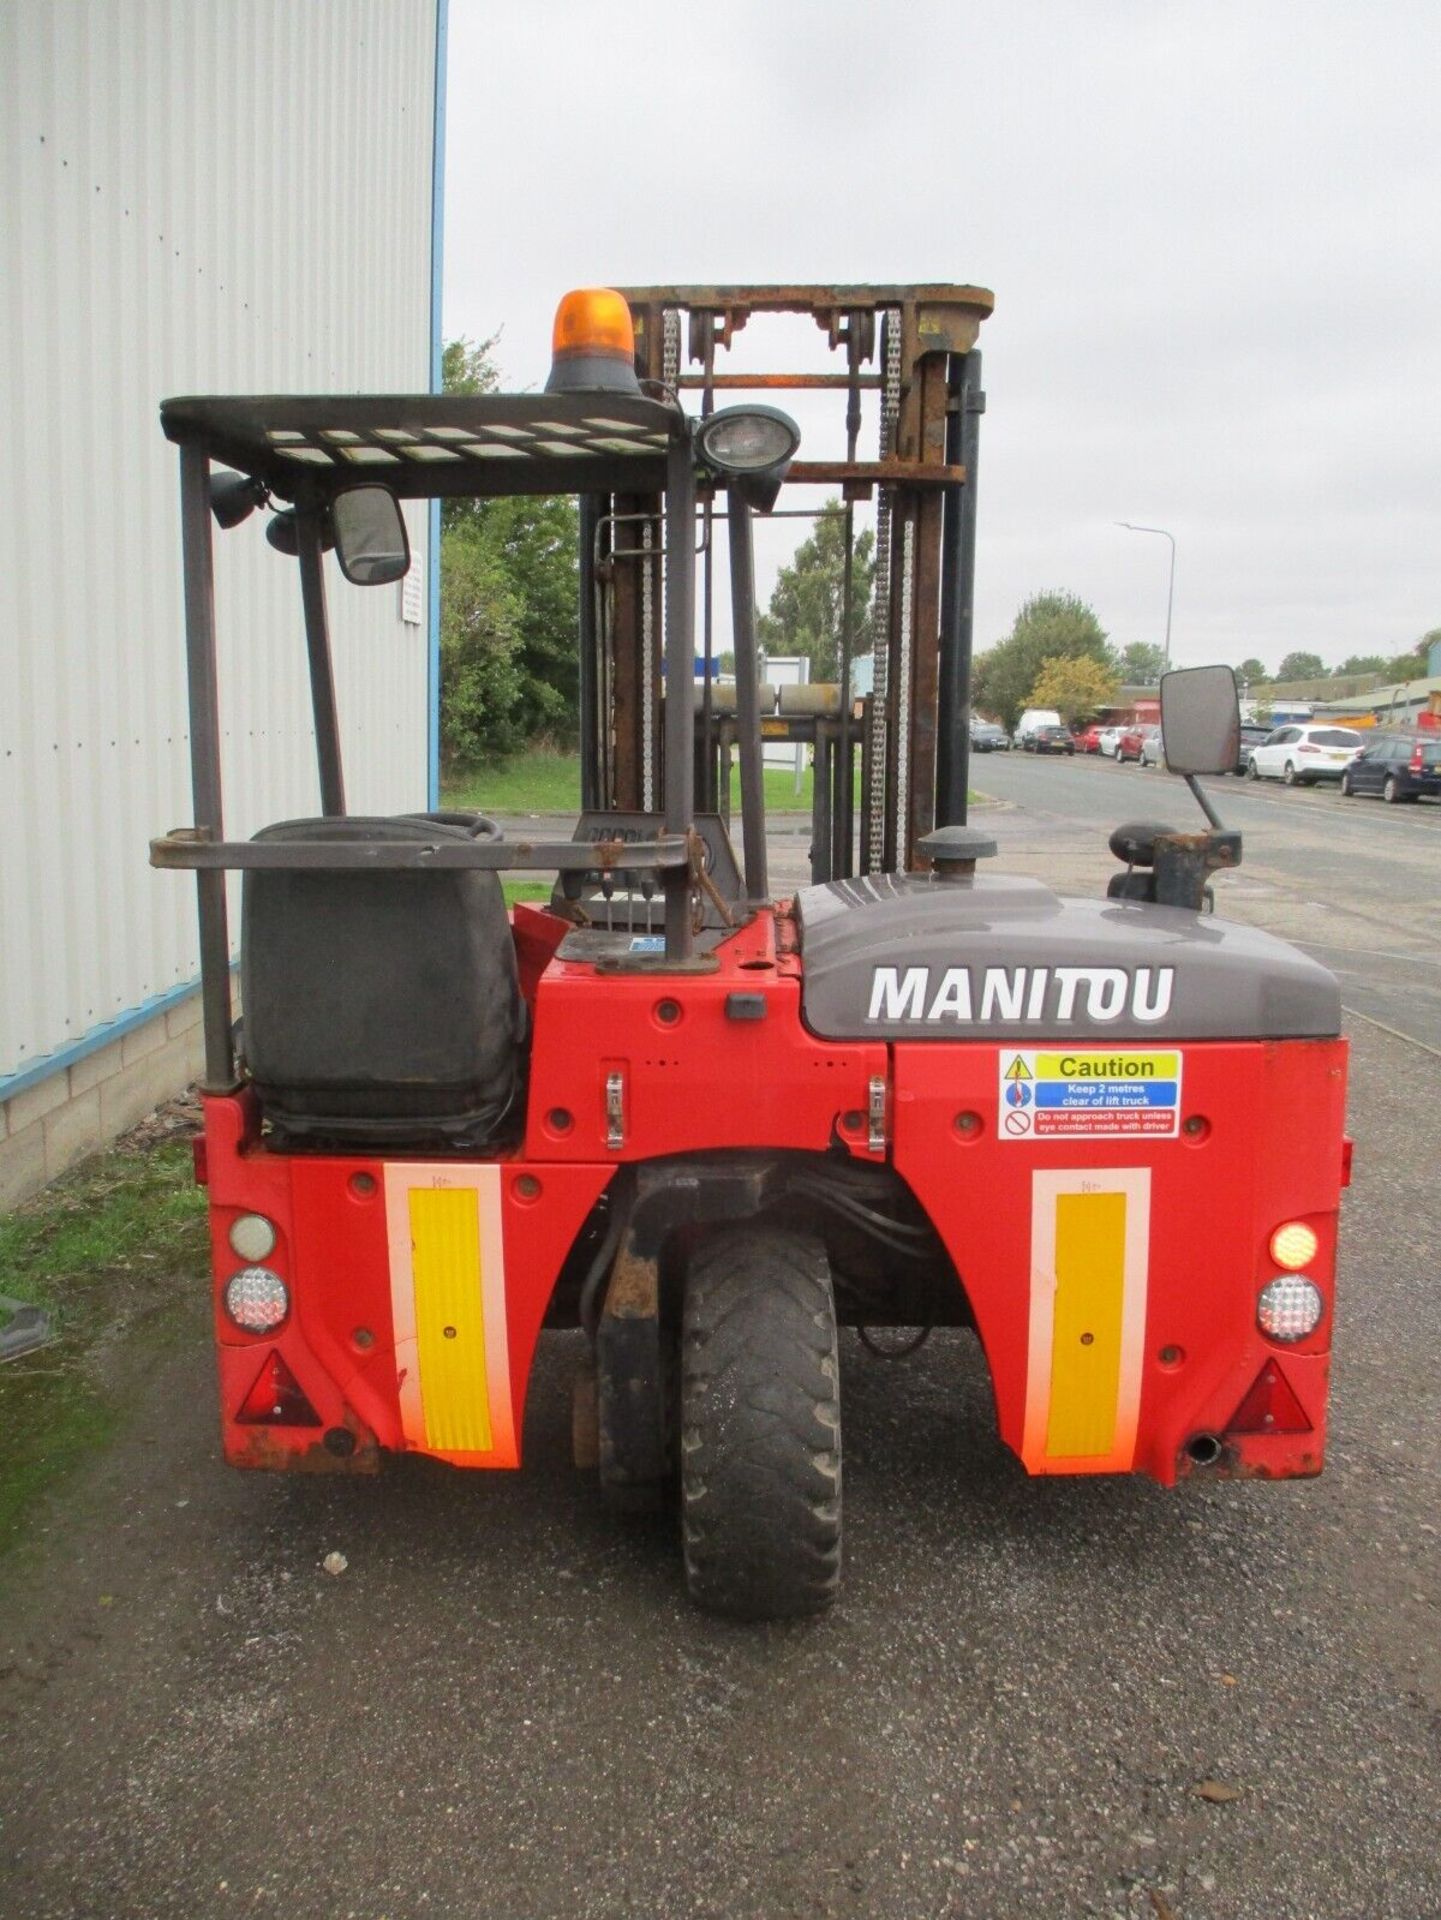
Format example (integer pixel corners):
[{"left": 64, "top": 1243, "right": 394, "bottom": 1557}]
[{"left": 159, "top": 390, "right": 686, "bottom": 502}]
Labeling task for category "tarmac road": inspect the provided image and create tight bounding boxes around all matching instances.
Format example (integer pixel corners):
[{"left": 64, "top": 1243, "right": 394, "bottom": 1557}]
[
  {"left": 2, "top": 773, "right": 1438, "bottom": 1920},
  {"left": 972, "top": 749, "right": 1441, "bottom": 1056}
]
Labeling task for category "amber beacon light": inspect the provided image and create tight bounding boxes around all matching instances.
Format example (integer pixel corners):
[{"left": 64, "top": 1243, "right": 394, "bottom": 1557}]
[{"left": 545, "top": 288, "right": 641, "bottom": 396}]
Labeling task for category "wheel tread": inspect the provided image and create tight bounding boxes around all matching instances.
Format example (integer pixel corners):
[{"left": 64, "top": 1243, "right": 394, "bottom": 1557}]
[{"left": 681, "top": 1225, "right": 842, "bottom": 1619}]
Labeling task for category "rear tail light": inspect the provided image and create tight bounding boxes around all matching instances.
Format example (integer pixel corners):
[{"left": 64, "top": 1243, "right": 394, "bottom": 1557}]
[
  {"left": 224, "top": 1267, "right": 290, "bottom": 1333},
  {"left": 1257, "top": 1276, "right": 1324, "bottom": 1341},
  {"left": 228, "top": 1213, "right": 278, "bottom": 1262},
  {"left": 1298, "top": 744, "right": 1320, "bottom": 754},
  {"left": 1411, "top": 744, "right": 1424, "bottom": 771},
  {"left": 1268, "top": 1221, "right": 1319, "bottom": 1271}
]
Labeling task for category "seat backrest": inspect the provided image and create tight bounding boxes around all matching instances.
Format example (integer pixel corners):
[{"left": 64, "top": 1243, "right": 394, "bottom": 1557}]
[{"left": 240, "top": 814, "right": 523, "bottom": 1150}]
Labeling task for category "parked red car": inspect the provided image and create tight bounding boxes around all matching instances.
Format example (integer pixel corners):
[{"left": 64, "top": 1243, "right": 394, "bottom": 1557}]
[
  {"left": 1116, "top": 725, "right": 1148, "bottom": 763},
  {"left": 1075, "top": 725, "right": 1102, "bottom": 753}
]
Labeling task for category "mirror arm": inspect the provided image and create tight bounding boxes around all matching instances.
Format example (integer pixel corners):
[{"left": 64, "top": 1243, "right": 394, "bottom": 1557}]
[{"left": 1185, "top": 772, "right": 1223, "bottom": 830}]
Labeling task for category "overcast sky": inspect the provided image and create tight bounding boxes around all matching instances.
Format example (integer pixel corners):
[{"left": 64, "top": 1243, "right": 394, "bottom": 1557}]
[{"left": 443, "top": 0, "right": 1439, "bottom": 674}]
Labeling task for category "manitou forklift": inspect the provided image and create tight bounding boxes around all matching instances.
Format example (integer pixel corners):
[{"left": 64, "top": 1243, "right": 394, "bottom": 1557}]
[{"left": 155, "top": 284, "right": 1348, "bottom": 1619}]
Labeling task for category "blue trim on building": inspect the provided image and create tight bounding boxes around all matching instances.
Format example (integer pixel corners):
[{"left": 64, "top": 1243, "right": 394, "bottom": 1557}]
[
  {"left": 427, "top": 0, "right": 449, "bottom": 810},
  {"left": 0, "top": 981, "right": 202, "bottom": 1105}
]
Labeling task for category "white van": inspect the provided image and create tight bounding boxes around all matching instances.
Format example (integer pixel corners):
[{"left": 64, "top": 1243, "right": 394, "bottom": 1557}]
[{"left": 1015, "top": 708, "right": 1061, "bottom": 747}]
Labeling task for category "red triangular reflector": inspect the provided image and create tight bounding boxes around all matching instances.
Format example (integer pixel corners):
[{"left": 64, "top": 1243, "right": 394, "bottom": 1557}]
[
  {"left": 237, "top": 1352, "right": 322, "bottom": 1427},
  {"left": 1227, "top": 1360, "right": 1312, "bottom": 1435}
]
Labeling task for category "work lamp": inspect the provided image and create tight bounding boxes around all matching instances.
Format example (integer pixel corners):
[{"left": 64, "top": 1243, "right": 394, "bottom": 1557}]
[
  {"left": 696, "top": 405, "right": 801, "bottom": 511},
  {"left": 265, "top": 509, "right": 336, "bottom": 557},
  {"left": 209, "top": 468, "right": 268, "bottom": 529}
]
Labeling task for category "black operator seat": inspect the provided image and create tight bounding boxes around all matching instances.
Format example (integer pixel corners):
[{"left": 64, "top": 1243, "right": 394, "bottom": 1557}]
[{"left": 240, "top": 813, "right": 525, "bottom": 1151}]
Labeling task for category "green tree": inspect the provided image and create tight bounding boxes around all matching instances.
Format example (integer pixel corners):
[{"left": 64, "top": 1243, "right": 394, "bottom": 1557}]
[
  {"left": 1028, "top": 654, "right": 1120, "bottom": 724},
  {"left": 1275, "top": 651, "right": 1326, "bottom": 683},
  {"left": 1234, "top": 657, "right": 1268, "bottom": 687},
  {"left": 440, "top": 527, "right": 527, "bottom": 766},
  {"left": 1383, "top": 631, "right": 1436, "bottom": 680},
  {"left": 1118, "top": 641, "right": 1165, "bottom": 686},
  {"left": 757, "top": 504, "right": 875, "bottom": 683},
  {"left": 442, "top": 334, "right": 500, "bottom": 397},
  {"left": 972, "top": 592, "right": 1112, "bottom": 731},
  {"left": 1335, "top": 654, "right": 1387, "bottom": 676},
  {"left": 439, "top": 336, "right": 581, "bottom": 763},
  {"left": 476, "top": 493, "right": 581, "bottom": 744}
]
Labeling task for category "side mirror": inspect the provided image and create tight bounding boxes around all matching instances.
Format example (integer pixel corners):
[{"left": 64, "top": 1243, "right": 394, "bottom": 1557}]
[
  {"left": 331, "top": 485, "right": 410, "bottom": 586},
  {"left": 1160, "top": 665, "right": 1240, "bottom": 775}
]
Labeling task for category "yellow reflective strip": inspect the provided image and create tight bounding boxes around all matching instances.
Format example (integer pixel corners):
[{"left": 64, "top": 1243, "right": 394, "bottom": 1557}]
[
  {"left": 1046, "top": 1191, "right": 1127, "bottom": 1458},
  {"left": 410, "top": 1188, "right": 492, "bottom": 1454}
]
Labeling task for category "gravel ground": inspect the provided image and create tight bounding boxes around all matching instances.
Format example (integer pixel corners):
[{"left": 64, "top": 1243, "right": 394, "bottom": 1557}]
[{"left": 1, "top": 792, "right": 1437, "bottom": 1919}]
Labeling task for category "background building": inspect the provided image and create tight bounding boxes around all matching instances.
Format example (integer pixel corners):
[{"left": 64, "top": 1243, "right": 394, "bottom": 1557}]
[
  {"left": 0, "top": 0, "right": 447, "bottom": 1206},
  {"left": 1312, "top": 677, "right": 1441, "bottom": 732}
]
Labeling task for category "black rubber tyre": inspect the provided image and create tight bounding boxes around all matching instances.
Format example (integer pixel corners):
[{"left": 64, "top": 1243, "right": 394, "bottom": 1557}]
[
  {"left": 1339, "top": 769, "right": 1353, "bottom": 797},
  {"left": 1245, "top": 756, "right": 1259, "bottom": 780},
  {"left": 1283, "top": 761, "right": 1298, "bottom": 787},
  {"left": 1384, "top": 774, "right": 1402, "bottom": 804},
  {"left": 680, "top": 1225, "right": 841, "bottom": 1620}
]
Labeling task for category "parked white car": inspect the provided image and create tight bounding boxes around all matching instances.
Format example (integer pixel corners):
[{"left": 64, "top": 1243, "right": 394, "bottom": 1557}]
[
  {"left": 1138, "top": 726, "right": 1165, "bottom": 767},
  {"left": 1245, "top": 724, "right": 1362, "bottom": 786},
  {"left": 1097, "top": 726, "right": 1123, "bottom": 758}
]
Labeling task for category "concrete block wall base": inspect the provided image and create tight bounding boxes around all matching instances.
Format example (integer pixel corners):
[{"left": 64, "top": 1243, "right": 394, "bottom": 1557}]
[{"left": 0, "top": 1006, "right": 205, "bottom": 1212}]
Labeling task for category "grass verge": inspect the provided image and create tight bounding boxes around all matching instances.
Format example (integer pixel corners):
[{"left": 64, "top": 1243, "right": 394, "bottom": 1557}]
[
  {"left": 446, "top": 748, "right": 975, "bottom": 824},
  {"left": 444, "top": 747, "right": 850, "bottom": 819},
  {"left": 444, "top": 749, "right": 582, "bottom": 815},
  {"left": 502, "top": 880, "right": 553, "bottom": 907},
  {"left": 0, "top": 1134, "right": 209, "bottom": 1561}
]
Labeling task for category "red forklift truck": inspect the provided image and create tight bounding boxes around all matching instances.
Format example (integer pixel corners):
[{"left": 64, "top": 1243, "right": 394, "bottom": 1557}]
[{"left": 154, "top": 284, "right": 1349, "bottom": 1619}]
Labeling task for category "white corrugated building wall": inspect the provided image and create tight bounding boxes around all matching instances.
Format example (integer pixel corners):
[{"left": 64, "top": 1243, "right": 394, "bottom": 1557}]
[{"left": 0, "top": 0, "right": 447, "bottom": 1205}]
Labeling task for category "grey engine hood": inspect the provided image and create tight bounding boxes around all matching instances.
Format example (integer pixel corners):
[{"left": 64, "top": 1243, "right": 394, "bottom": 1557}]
[{"left": 795, "top": 874, "right": 1341, "bottom": 1043}]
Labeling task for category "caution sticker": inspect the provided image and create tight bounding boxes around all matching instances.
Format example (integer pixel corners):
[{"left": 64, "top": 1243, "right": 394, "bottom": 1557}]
[{"left": 998, "top": 1049, "right": 1182, "bottom": 1140}]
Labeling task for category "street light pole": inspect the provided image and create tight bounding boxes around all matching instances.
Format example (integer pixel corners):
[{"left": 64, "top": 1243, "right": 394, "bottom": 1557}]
[{"left": 1116, "top": 522, "right": 1176, "bottom": 673}]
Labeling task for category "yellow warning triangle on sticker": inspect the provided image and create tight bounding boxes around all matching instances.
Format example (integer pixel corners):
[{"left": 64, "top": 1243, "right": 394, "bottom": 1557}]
[{"left": 1004, "top": 1054, "right": 1033, "bottom": 1081}]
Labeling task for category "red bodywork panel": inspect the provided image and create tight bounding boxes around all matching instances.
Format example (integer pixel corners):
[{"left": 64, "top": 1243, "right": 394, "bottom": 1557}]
[
  {"left": 892, "top": 1034, "right": 1346, "bottom": 1484},
  {"left": 204, "top": 1093, "right": 611, "bottom": 1470},
  {"left": 518, "top": 902, "right": 888, "bottom": 1162},
  {"left": 202, "top": 904, "right": 1348, "bottom": 1487}
]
